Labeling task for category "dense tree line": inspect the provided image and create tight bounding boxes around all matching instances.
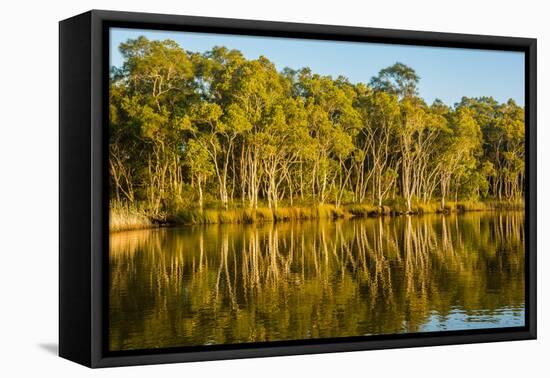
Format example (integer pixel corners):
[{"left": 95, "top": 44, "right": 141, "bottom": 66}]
[{"left": 110, "top": 37, "right": 525, "bottom": 217}]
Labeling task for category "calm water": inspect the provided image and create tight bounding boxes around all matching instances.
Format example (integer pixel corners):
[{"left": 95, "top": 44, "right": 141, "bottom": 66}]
[{"left": 109, "top": 212, "right": 525, "bottom": 351}]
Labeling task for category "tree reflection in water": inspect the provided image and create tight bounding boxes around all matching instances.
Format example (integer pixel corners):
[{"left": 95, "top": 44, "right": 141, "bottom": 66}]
[{"left": 109, "top": 212, "right": 525, "bottom": 351}]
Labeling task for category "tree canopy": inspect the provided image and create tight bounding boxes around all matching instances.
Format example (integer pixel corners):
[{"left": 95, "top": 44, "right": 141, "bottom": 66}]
[{"left": 109, "top": 37, "right": 525, "bottom": 217}]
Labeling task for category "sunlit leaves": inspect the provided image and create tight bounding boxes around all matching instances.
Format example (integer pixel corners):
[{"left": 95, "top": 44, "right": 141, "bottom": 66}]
[{"left": 109, "top": 36, "right": 525, "bottom": 214}]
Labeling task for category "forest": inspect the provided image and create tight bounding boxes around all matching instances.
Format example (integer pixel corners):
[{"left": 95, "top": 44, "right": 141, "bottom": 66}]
[{"left": 109, "top": 36, "right": 525, "bottom": 231}]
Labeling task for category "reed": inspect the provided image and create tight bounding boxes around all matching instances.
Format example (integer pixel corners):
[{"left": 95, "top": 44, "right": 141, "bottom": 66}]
[{"left": 110, "top": 203, "right": 153, "bottom": 233}]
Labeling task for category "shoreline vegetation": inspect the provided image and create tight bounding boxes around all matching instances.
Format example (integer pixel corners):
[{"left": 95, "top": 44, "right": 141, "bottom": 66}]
[
  {"left": 109, "top": 38, "right": 525, "bottom": 234},
  {"left": 110, "top": 199, "right": 524, "bottom": 233}
]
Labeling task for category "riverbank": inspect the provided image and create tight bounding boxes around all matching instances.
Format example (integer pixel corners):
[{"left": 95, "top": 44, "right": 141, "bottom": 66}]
[
  {"left": 109, "top": 199, "right": 524, "bottom": 233},
  {"left": 110, "top": 204, "right": 154, "bottom": 233}
]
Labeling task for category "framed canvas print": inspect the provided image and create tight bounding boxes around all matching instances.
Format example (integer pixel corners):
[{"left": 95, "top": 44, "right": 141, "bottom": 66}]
[{"left": 59, "top": 10, "right": 536, "bottom": 368}]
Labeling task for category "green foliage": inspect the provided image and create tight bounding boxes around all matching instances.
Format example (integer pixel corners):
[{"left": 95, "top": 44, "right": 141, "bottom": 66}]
[
  {"left": 109, "top": 37, "right": 525, "bottom": 228},
  {"left": 370, "top": 62, "right": 420, "bottom": 99}
]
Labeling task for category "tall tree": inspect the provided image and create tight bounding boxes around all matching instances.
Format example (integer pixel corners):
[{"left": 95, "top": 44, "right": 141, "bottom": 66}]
[{"left": 370, "top": 62, "right": 420, "bottom": 99}]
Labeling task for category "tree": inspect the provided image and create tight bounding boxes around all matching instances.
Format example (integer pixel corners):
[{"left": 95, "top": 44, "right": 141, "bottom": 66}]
[
  {"left": 184, "top": 139, "right": 214, "bottom": 209},
  {"left": 438, "top": 107, "right": 482, "bottom": 209},
  {"left": 296, "top": 71, "right": 361, "bottom": 205},
  {"left": 184, "top": 102, "right": 251, "bottom": 209},
  {"left": 222, "top": 57, "right": 287, "bottom": 208},
  {"left": 259, "top": 98, "right": 310, "bottom": 209},
  {"left": 370, "top": 63, "right": 420, "bottom": 99},
  {"left": 112, "top": 37, "right": 196, "bottom": 216},
  {"left": 360, "top": 91, "right": 400, "bottom": 206}
]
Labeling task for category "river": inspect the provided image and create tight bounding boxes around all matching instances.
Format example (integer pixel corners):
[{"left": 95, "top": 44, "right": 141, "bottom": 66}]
[{"left": 109, "top": 211, "right": 525, "bottom": 351}]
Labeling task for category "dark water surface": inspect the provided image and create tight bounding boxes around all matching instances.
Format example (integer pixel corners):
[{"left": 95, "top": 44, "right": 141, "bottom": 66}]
[{"left": 109, "top": 212, "right": 525, "bottom": 351}]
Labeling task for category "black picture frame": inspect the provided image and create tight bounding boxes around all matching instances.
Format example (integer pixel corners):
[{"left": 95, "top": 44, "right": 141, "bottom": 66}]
[{"left": 59, "top": 9, "right": 537, "bottom": 368}]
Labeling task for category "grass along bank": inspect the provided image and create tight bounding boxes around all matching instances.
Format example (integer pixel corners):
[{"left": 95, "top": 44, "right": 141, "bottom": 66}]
[
  {"left": 110, "top": 203, "right": 153, "bottom": 233},
  {"left": 110, "top": 199, "right": 524, "bottom": 233}
]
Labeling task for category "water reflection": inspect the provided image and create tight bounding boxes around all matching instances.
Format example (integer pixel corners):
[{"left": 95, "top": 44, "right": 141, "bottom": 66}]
[{"left": 109, "top": 212, "right": 525, "bottom": 351}]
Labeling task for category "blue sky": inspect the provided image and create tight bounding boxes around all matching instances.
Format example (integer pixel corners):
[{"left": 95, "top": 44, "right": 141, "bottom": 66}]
[{"left": 110, "top": 28, "right": 525, "bottom": 107}]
